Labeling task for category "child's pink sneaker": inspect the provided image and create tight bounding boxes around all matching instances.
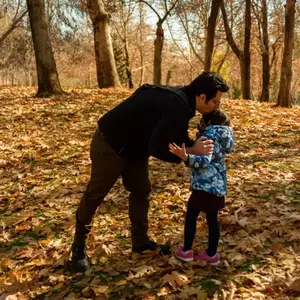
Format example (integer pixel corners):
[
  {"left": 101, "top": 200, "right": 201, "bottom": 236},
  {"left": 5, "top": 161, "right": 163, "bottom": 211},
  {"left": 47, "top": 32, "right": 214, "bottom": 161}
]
[
  {"left": 175, "top": 246, "right": 194, "bottom": 262},
  {"left": 194, "top": 250, "right": 220, "bottom": 266}
]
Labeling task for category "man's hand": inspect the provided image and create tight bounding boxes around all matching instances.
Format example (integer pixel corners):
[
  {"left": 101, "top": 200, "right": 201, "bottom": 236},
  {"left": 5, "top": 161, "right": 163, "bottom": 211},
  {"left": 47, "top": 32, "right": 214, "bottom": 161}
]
[
  {"left": 169, "top": 143, "right": 188, "bottom": 161},
  {"left": 187, "top": 137, "right": 214, "bottom": 155}
]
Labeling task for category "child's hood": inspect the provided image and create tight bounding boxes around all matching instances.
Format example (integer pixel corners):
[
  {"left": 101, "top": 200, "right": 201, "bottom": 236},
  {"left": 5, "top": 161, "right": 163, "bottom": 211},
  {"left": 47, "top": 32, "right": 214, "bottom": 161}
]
[{"left": 201, "top": 125, "right": 234, "bottom": 154}]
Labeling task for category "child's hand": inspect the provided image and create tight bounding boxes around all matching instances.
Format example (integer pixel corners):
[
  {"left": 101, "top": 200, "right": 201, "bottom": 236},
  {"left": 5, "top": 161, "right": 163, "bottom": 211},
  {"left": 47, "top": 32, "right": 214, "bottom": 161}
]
[{"left": 169, "top": 143, "right": 188, "bottom": 161}]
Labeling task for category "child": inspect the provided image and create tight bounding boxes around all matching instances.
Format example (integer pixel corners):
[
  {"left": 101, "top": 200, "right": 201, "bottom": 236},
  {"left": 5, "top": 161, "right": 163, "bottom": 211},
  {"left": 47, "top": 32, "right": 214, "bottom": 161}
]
[{"left": 169, "top": 110, "right": 234, "bottom": 265}]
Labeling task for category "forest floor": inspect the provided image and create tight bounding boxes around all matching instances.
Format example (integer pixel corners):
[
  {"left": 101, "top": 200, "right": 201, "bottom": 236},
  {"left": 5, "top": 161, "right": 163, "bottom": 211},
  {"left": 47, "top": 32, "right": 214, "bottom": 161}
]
[{"left": 0, "top": 87, "right": 299, "bottom": 300}]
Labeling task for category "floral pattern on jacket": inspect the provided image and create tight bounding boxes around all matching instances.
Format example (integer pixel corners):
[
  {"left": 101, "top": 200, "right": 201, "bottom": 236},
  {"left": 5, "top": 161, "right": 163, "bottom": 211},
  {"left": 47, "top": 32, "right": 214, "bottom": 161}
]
[{"left": 187, "top": 125, "right": 234, "bottom": 196}]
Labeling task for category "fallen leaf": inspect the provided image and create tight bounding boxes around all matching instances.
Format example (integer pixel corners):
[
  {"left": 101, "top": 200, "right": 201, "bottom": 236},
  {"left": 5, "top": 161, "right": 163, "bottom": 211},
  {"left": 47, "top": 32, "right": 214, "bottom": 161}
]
[
  {"left": 289, "top": 278, "right": 300, "bottom": 292},
  {"left": 162, "top": 271, "right": 189, "bottom": 288}
]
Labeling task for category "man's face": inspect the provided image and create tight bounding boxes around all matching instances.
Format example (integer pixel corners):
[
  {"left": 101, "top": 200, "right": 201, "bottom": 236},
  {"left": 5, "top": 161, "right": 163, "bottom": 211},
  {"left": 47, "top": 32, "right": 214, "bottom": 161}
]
[{"left": 195, "top": 90, "right": 223, "bottom": 115}]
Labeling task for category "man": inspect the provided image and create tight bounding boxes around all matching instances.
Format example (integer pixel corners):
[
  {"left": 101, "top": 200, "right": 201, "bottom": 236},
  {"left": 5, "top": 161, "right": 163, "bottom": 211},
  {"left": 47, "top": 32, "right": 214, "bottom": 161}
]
[{"left": 72, "top": 72, "right": 229, "bottom": 272}]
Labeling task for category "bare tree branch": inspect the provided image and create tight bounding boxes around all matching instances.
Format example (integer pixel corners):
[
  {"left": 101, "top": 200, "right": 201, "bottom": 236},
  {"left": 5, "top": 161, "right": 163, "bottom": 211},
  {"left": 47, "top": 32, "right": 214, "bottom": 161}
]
[
  {"left": 12, "top": 0, "right": 21, "bottom": 22},
  {"left": 220, "top": 0, "right": 241, "bottom": 59},
  {"left": 166, "top": 18, "right": 196, "bottom": 71},
  {"left": 139, "top": 0, "right": 162, "bottom": 20},
  {"left": 0, "top": 9, "right": 28, "bottom": 47},
  {"left": 161, "top": 0, "right": 179, "bottom": 23},
  {"left": 176, "top": 11, "right": 204, "bottom": 64}
]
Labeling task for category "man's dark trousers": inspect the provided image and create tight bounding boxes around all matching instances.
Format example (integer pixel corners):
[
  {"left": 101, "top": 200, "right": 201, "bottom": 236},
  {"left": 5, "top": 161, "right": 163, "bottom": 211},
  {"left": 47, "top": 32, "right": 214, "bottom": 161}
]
[{"left": 74, "top": 128, "right": 151, "bottom": 248}]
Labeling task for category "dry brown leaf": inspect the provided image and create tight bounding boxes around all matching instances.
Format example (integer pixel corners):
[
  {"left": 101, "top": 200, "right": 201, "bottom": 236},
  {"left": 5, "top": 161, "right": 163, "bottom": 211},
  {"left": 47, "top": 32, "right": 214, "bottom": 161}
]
[
  {"left": 1, "top": 88, "right": 299, "bottom": 299},
  {"left": 162, "top": 271, "right": 189, "bottom": 288},
  {"left": 289, "top": 278, "right": 300, "bottom": 292}
]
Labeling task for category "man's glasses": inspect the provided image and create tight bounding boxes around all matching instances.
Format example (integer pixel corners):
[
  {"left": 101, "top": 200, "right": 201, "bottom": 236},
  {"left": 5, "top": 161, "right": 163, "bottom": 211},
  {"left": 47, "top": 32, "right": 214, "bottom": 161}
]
[{"left": 211, "top": 98, "right": 222, "bottom": 105}]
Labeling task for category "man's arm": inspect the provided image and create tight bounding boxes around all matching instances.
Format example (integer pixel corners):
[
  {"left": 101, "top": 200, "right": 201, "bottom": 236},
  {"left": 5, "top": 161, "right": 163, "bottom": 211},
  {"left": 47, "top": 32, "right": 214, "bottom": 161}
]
[
  {"left": 149, "top": 109, "right": 214, "bottom": 162},
  {"left": 186, "top": 137, "right": 214, "bottom": 155},
  {"left": 168, "top": 142, "right": 212, "bottom": 167}
]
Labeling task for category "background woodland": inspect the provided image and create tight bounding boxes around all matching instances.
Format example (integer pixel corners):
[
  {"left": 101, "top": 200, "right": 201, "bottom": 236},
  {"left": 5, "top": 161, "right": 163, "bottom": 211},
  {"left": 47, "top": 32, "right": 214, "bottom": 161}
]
[
  {"left": 0, "top": 1, "right": 300, "bottom": 299},
  {"left": 0, "top": 0, "right": 299, "bottom": 106}
]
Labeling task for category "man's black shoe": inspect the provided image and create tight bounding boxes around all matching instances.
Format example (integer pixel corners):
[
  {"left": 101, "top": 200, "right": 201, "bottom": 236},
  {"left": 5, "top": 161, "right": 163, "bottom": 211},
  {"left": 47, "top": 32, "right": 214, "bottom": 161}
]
[
  {"left": 132, "top": 240, "right": 171, "bottom": 255},
  {"left": 71, "top": 243, "right": 89, "bottom": 272}
]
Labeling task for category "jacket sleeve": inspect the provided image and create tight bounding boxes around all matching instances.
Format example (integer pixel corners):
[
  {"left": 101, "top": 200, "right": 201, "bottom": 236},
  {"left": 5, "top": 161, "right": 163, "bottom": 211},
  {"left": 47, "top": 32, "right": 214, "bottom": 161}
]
[
  {"left": 186, "top": 153, "right": 212, "bottom": 168},
  {"left": 148, "top": 112, "right": 190, "bottom": 163},
  {"left": 223, "top": 129, "right": 234, "bottom": 153}
]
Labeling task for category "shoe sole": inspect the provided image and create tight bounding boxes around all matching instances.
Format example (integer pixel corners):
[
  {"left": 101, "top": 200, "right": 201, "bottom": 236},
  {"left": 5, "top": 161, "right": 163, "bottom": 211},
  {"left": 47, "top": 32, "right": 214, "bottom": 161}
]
[
  {"left": 209, "top": 260, "right": 220, "bottom": 266},
  {"left": 194, "top": 259, "right": 220, "bottom": 266},
  {"left": 194, "top": 253, "right": 220, "bottom": 266},
  {"left": 71, "top": 265, "right": 88, "bottom": 273},
  {"left": 175, "top": 253, "right": 193, "bottom": 262}
]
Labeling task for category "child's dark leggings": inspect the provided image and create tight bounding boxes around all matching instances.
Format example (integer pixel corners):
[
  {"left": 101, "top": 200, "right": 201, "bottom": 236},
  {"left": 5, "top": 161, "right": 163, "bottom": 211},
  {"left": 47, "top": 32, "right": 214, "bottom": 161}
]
[{"left": 183, "top": 192, "right": 220, "bottom": 256}]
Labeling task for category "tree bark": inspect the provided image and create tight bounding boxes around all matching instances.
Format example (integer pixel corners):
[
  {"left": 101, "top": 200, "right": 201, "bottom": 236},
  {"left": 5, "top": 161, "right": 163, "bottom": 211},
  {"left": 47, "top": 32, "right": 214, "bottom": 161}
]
[
  {"left": 166, "top": 69, "right": 172, "bottom": 85},
  {"left": 277, "top": 0, "right": 296, "bottom": 108},
  {"left": 204, "top": 0, "right": 222, "bottom": 72},
  {"left": 221, "top": 0, "right": 251, "bottom": 99},
  {"left": 111, "top": 1, "right": 135, "bottom": 88},
  {"left": 269, "top": 38, "right": 281, "bottom": 99},
  {"left": 154, "top": 22, "right": 164, "bottom": 85},
  {"left": 124, "top": 39, "right": 133, "bottom": 88},
  {"left": 140, "top": 0, "right": 178, "bottom": 85},
  {"left": 259, "top": 0, "right": 270, "bottom": 102},
  {"left": 138, "top": 2, "right": 145, "bottom": 87},
  {"left": 26, "top": 0, "right": 63, "bottom": 97},
  {"left": 87, "top": 0, "right": 120, "bottom": 88},
  {"left": 243, "top": 0, "right": 251, "bottom": 100}
]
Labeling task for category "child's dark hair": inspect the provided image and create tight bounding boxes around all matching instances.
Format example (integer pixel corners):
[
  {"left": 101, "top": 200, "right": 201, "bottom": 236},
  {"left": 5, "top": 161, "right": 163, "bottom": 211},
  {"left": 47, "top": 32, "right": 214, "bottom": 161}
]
[{"left": 198, "top": 110, "right": 231, "bottom": 131}]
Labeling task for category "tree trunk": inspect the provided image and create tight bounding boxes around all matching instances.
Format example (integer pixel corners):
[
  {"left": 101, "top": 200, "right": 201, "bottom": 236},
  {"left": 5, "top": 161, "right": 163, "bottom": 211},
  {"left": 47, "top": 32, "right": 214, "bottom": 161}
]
[
  {"left": 277, "top": 0, "right": 296, "bottom": 108},
  {"left": 124, "top": 40, "right": 133, "bottom": 88},
  {"left": 166, "top": 70, "right": 172, "bottom": 85},
  {"left": 138, "top": 2, "right": 145, "bottom": 87},
  {"left": 239, "top": 57, "right": 246, "bottom": 99},
  {"left": 221, "top": 0, "right": 252, "bottom": 99},
  {"left": 154, "top": 22, "right": 164, "bottom": 85},
  {"left": 26, "top": 0, "right": 63, "bottom": 97},
  {"left": 270, "top": 41, "right": 280, "bottom": 100},
  {"left": 11, "top": 71, "right": 15, "bottom": 86},
  {"left": 140, "top": 0, "right": 178, "bottom": 85},
  {"left": 87, "top": 0, "right": 120, "bottom": 88},
  {"left": 204, "top": 0, "right": 222, "bottom": 72},
  {"left": 243, "top": 0, "right": 251, "bottom": 99},
  {"left": 260, "top": 0, "right": 270, "bottom": 102}
]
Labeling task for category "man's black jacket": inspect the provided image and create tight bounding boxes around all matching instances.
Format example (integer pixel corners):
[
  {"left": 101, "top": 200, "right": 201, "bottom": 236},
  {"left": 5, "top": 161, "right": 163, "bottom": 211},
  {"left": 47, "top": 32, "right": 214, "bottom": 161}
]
[{"left": 98, "top": 84, "right": 196, "bottom": 163}]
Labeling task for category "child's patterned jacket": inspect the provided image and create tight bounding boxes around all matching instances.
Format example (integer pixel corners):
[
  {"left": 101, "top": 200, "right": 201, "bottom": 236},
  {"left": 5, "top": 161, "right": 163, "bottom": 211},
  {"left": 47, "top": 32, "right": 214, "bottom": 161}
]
[{"left": 187, "top": 125, "right": 234, "bottom": 196}]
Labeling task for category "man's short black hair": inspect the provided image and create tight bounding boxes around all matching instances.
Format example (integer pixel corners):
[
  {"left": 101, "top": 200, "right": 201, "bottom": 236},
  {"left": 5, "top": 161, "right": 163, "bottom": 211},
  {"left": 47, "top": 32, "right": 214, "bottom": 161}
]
[{"left": 190, "top": 72, "right": 229, "bottom": 101}]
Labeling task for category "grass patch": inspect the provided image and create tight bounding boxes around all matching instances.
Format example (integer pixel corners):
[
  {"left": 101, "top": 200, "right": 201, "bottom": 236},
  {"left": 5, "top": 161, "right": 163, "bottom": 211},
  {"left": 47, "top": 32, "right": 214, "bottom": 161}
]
[
  {"left": 282, "top": 130, "right": 300, "bottom": 134},
  {"left": 25, "top": 231, "right": 44, "bottom": 240},
  {"left": 201, "top": 276, "right": 220, "bottom": 297},
  {"left": 258, "top": 193, "right": 272, "bottom": 200},
  {"left": 290, "top": 192, "right": 300, "bottom": 200},
  {"left": 26, "top": 157, "right": 38, "bottom": 165},
  {"left": 237, "top": 256, "right": 265, "bottom": 272},
  {"left": 7, "top": 239, "right": 29, "bottom": 250},
  {"left": 284, "top": 241, "right": 293, "bottom": 247},
  {"left": 94, "top": 272, "right": 109, "bottom": 284}
]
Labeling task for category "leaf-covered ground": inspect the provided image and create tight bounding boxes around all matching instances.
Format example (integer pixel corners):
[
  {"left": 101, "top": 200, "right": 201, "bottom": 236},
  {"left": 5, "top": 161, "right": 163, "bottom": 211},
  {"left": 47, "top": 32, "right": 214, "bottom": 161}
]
[{"left": 0, "top": 87, "right": 299, "bottom": 300}]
